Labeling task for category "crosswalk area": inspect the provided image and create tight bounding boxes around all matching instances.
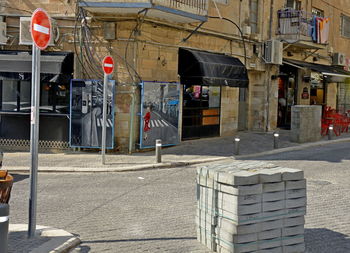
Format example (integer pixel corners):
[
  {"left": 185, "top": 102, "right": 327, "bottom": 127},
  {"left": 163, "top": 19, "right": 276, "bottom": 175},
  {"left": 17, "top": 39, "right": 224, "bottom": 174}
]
[
  {"left": 96, "top": 118, "right": 114, "bottom": 128},
  {"left": 150, "top": 119, "right": 170, "bottom": 128}
]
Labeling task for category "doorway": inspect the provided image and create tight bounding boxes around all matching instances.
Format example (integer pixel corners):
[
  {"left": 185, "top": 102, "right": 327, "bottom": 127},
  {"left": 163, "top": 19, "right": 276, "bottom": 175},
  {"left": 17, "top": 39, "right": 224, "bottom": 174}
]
[
  {"left": 278, "top": 66, "right": 298, "bottom": 128},
  {"left": 182, "top": 85, "right": 221, "bottom": 140}
]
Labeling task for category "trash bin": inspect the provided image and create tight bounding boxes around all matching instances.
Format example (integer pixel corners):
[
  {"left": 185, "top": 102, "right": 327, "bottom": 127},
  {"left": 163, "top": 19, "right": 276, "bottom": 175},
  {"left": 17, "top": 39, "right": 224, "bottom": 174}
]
[{"left": 0, "top": 170, "right": 13, "bottom": 253}]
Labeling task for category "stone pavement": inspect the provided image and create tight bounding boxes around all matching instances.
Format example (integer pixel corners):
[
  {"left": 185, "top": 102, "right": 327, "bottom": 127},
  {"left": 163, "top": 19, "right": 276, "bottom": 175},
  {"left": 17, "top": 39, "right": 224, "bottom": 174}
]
[
  {"left": 8, "top": 224, "right": 80, "bottom": 253},
  {"left": 2, "top": 130, "right": 350, "bottom": 173},
  {"left": 2, "top": 129, "right": 350, "bottom": 252}
]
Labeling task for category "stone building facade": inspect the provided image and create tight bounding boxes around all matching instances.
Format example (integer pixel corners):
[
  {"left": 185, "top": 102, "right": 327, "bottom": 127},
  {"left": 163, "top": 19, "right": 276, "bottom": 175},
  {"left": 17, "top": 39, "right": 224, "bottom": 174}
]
[{"left": 0, "top": 0, "right": 349, "bottom": 151}]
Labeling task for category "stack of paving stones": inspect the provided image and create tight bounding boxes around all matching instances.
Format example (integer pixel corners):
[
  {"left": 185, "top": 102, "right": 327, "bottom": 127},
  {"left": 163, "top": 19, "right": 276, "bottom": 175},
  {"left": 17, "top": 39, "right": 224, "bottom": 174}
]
[{"left": 196, "top": 161, "right": 306, "bottom": 253}]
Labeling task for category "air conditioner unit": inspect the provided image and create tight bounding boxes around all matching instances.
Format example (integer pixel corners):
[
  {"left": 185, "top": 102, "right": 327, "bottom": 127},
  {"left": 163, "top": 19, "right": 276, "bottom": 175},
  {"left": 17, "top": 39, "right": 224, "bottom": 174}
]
[
  {"left": 0, "top": 22, "right": 7, "bottom": 45},
  {"left": 262, "top": 40, "right": 283, "bottom": 65},
  {"left": 19, "top": 17, "right": 56, "bottom": 46},
  {"left": 332, "top": 53, "right": 345, "bottom": 66}
]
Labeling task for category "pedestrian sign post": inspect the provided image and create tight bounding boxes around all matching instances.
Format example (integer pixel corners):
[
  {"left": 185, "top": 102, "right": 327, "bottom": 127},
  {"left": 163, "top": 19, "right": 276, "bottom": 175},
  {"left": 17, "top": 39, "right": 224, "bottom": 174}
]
[
  {"left": 28, "top": 8, "right": 51, "bottom": 238},
  {"left": 102, "top": 56, "right": 114, "bottom": 165}
]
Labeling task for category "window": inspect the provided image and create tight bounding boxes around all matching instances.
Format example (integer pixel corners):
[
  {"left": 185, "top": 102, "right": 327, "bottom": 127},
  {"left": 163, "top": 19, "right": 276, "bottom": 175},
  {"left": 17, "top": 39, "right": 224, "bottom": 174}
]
[
  {"left": 250, "top": 0, "right": 259, "bottom": 34},
  {"left": 341, "top": 15, "right": 350, "bottom": 38},
  {"left": 0, "top": 79, "right": 70, "bottom": 113},
  {"left": 312, "top": 8, "right": 324, "bottom": 17},
  {"left": 286, "top": 0, "right": 301, "bottom": 10}
]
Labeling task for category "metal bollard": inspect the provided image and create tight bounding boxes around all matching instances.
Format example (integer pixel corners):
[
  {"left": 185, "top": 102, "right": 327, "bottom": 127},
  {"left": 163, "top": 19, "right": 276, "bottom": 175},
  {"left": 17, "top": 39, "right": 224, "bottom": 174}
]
[
  {"left": 155, "top": 139, "right": 162, "bottom": 163},
  {"left": 273, "top": 132, "right": 279, "bottom": 149},
  {"left": 0, "top": 204, "right": 9, "bottom": 253},
  {"left": 328, "top": 125, "right": 333, "bottom": 140},
  {"left": 234, "top": 137, "right": 240, "bottom": 156}
]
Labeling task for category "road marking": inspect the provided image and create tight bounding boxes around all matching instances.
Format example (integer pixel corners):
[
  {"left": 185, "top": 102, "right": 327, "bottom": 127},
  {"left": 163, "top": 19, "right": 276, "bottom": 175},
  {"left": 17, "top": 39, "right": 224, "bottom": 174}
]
[
  {"left": 150, "top": 120, "right": 154, "bottom": 128},
  {"left": 154, "top": 120, "right": 159, "bottom": 127},
  {"left": 97, "top": 118, "right": 101, "bottom": 127},
  {"left": 157, "top": 120, "right": 164, "bottom": 127},
  {"left": 162, "top": 120, "right": 169, "bottom": 126},
  {"left": 33, "top": 24, "right": 50, "bottom": 35}
]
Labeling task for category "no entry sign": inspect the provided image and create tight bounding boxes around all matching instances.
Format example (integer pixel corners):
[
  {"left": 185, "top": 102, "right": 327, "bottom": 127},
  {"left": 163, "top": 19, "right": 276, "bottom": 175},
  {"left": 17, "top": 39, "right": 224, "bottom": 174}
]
[
  {"left": 103, "top": 56, "right": 114, "bottom": 75},
  {"left": 30, "top": 8, "right": 51, "bottom": 50}
]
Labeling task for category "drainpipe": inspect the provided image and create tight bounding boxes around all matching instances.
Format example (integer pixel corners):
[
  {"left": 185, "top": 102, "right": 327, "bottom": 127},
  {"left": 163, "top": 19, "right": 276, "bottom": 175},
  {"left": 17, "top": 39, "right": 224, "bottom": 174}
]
[
  {"left": 129, "top": 87, "right": 136, "bottom": 154},
  {"left": 266, "top": 0, "right": 274, "bottom": 131}
]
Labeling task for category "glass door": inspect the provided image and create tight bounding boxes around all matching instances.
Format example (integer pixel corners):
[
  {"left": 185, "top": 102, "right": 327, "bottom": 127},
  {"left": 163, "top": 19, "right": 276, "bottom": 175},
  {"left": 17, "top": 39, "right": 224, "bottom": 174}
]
[{"left": 182, "top": 85, "right": 221, "bottom": 140}]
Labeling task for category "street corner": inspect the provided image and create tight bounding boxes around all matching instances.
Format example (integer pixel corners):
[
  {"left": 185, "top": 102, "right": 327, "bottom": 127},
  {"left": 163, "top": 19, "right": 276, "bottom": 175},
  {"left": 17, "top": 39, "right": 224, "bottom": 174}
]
[{"left": 8, "top": 224, "right": 81, "bottom": 253}]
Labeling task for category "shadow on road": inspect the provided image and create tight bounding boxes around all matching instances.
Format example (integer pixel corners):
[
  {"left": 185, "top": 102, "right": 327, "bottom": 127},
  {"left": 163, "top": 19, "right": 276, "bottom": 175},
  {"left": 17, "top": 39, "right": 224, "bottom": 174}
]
[
  {"left": 7, "top": 231, "right": 50, "bottom": 253},
  {"left": 11, "top": 173, "right": 29, "bottom": 183},
  {"left": 306, "top": 228, "right": 350, "bottom": 253}
]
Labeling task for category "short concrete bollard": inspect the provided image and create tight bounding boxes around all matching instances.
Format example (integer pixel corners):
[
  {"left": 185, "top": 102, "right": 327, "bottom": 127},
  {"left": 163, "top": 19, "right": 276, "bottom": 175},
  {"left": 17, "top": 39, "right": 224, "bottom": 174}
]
[
  {"left": 155, "top": 139, "right": 162, "bottom": 163},
  {"left": 233, "top": 137, "right": 240, "bottom": 156},
  {"left": 0, "top": 204, "right": 9, "bottom": 253},
  {"left": 328, "top": 125, "right": 333, "bottom": 140},
  {"left": 273, "top": 132, "right": 279, "bottom": 149}
]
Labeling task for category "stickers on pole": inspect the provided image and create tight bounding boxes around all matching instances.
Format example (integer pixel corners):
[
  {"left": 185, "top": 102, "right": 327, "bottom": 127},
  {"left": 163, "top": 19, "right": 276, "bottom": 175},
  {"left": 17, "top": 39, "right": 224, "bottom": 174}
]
[
  {"left": 30, "top": 8, "right": 51, "bottom": 50},
  {"left": 102, "top": 56, "right": 114, "bottom": 75}
]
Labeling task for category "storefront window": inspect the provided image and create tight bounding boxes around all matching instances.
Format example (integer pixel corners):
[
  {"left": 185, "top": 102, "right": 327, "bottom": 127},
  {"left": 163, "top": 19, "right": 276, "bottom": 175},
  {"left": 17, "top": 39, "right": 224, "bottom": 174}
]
[
  {"left": 1, "top": 80, "right": 18, "bottom": 111},
  {"left": 0, "top": 79, "right": 69, "bottom": 114},
  {"left": 182, "top": 85, "right": 221, "bottom": 140},
  {"left": 20, "top": 81, "right": 31, "bottom": 111}
]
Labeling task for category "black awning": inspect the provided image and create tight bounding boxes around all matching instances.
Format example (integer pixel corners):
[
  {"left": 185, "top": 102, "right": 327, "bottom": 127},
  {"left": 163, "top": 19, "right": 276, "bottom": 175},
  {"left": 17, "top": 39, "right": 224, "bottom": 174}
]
[
  {"left": 178, "top": 48, "right": 249, "bottom": 88},
  {"left": 283, "top": 59, "right": 350, "bottom": 78},
  {"left": 0, "top": 72, "right": 72, "bottom": 84}
]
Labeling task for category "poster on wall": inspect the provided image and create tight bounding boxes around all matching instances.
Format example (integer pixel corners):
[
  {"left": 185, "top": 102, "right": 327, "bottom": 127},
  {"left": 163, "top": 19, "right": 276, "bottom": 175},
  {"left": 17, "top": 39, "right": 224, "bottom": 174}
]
[
  {"left": 70, "top": 79, "right": 115, "bottom": 149},
  {"left": 140, "top": 81, "right": 180, "bottom": 149}
]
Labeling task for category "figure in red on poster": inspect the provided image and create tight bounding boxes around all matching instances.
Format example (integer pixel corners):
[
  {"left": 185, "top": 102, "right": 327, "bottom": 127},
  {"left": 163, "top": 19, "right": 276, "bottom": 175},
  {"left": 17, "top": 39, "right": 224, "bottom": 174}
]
[{"left": 143, "top": 106, "right": 151, "bottom": 140}]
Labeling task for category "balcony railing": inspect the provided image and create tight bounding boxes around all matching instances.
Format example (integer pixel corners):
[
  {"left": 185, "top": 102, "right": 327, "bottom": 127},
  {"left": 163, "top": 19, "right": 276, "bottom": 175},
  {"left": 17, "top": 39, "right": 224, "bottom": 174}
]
[
  {"left": 157, "top": 0, "right": 208, "bottom": 15},
  {"left": 79, "top": 0, "right": 208, "bottom": 23},
  {"left": 277, "top": 8, "right": 329, "bottom": 45}
]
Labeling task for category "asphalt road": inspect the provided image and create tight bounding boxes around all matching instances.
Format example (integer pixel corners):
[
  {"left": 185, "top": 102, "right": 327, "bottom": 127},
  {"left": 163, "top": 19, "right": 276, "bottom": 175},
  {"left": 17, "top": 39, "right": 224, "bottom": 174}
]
[{"left": 7, "top": 142, "right": 350, "bottom": 252}]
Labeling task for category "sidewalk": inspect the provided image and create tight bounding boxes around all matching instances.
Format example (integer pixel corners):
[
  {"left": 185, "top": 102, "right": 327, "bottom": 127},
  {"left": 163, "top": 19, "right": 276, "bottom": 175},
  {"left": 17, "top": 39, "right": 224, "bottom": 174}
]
[
  {"left": 8, "top": 224, "right": 80, "bottom": 253},
  {"left": 2, "top": 130, "right": 350, "bottom": 173}
]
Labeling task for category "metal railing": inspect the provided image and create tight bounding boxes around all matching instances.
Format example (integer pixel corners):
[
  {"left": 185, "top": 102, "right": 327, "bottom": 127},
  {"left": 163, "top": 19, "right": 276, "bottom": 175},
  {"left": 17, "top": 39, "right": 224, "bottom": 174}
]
[
  {"left": 277, "top": 9, "right": 310, "bottom": 38},
  {"left": 169, "top": 0, "right": 208, "bottom": 12},
  {"left": 277, "top": 8, "right": 328, "bottom": 44}
]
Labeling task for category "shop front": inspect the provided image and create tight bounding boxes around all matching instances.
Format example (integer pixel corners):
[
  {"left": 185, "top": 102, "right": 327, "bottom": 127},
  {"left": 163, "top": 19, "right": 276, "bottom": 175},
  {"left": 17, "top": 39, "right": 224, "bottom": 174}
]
[
  {"left": 281, "top": 59, "right": 350, "bottom": 124},
  {"left": 178, "top": 48, "right": 249, "bottom": 140},
  {"left": 0, "top": 51, "right": 73, "bottom": 150}
]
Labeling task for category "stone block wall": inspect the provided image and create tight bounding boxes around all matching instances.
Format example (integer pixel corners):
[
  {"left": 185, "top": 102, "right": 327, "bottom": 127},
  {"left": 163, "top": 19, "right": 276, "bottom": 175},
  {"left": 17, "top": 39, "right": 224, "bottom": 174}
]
[
  {"left": 220, "top": 86, "right": 239, "bottom": 136},
  {"left": 290, "top": 105, "right": 322, "bottom": 143}
]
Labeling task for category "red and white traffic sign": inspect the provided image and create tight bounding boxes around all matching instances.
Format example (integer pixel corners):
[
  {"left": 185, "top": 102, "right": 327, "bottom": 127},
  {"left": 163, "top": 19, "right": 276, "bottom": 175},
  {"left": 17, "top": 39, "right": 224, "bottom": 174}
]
[
  {"left": 102, "top": 56, "right": 114, "bottom": 75},
  {"left": 30, "top": 8, "right": 51, "bottom": 50}
]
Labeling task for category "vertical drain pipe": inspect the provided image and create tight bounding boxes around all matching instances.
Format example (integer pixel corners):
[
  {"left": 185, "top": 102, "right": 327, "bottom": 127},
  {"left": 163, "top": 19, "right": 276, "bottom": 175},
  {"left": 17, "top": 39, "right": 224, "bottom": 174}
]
[{"left": 129, "top": 87, "right": 136, "bottom": 154}]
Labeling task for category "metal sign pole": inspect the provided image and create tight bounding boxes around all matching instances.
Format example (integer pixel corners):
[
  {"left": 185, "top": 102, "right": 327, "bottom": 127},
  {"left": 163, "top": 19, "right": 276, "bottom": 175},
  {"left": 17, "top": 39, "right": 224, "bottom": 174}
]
[
  {"left": 28, "top": 44, "right": 41, "bottom": 238},
  {"left": 101, "top": 73, "right": 108, "bottom": 165}
]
